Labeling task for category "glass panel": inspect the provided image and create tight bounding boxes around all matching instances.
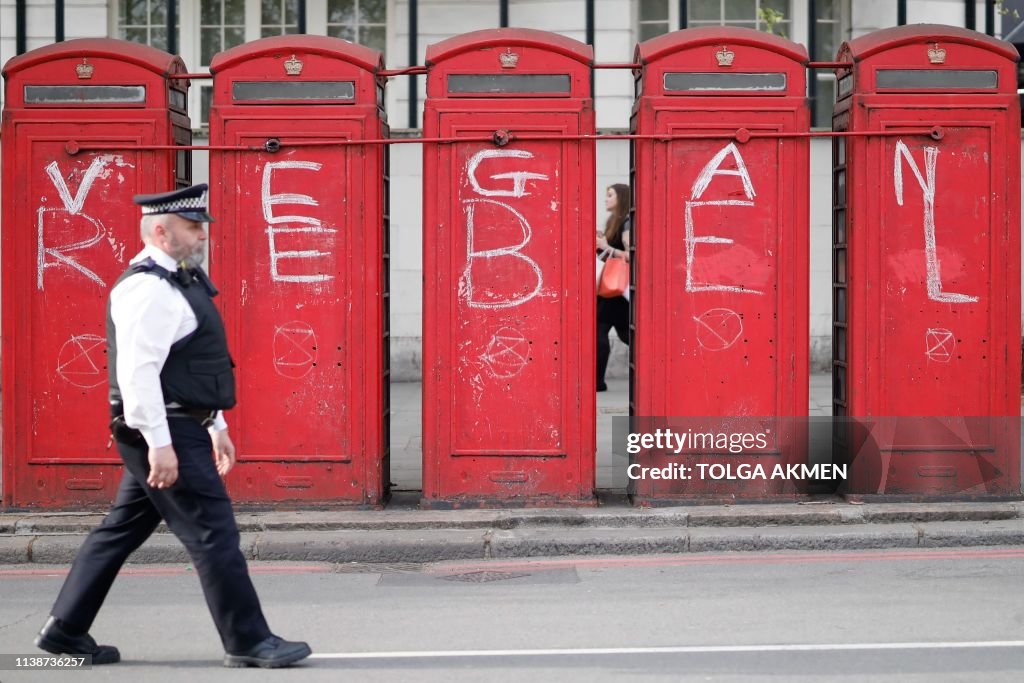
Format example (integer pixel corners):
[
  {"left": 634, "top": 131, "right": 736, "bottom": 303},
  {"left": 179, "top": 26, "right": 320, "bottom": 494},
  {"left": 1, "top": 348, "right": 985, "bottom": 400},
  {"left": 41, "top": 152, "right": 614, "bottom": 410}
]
[
  {"left": 836, "top": 328, "right": 846, "bottom": 364},
  {"left": 763, "top": 0, "right": 788, "bottom": 12},
  {"left": 329, "top": 0, "right": 355, "bottom": 23},
  {"left": 328, "top": 25, "right": 356, "bottom": 41},
  {"left": 201, "top": 0, "right": 220, "bottom": 26},
  {"left": 815, "top": 0, "right": 838, "bottom": 20},
  {"left": 232, "top": 81, "right": 356, "bottom": 101},
  {"left": 815, "top": 77, "right": 835, "bottom": 125},
  {"left": 127, "top": 0, "right": 148, "bottom": 25},
  {"left": 201, "top": 28, "right": 222, "bottom": 65},
  {"left": 447, "top": 74, "right": 572, "bottom": 94},
  {"left": 123, "top": 27, "right": 147, "bottom": 44},
  {"left": 833, "top": 366, "right": 845, "bottom": 399},
  {"left": 225, "top": 0, "right": 245, "bottom": 24},
  {"left": 286, "top": 0, "right": 298, "bottom": 24},
  {"left": 725, "top": 0, "right": 755, "bottom": 21},
  {"left": 770, "top": 22, "right": 790, "bottom": 39},
  {"left": 285, "top": 25, "right": 300, "bottom": 34},
  {"left": 876, "top": 69, "right": 998, "bottom": 89},
  {"left": 150, "top": 1, "right": 166, "bottom": 25},
  {"left": 262, "top": 0, "right": 282, "bottom": 24},
  {"left": 640, "top": 0, "right": 669, "bottom": 22},
  {"left": 640, "top": 23, "right": 669, "bottom": 41},
  {"left": 834, "top": 209, "right": 845, "bottom": 243},
  {"left": 119, "top": 0, "right": 129, "bottom": 23},
  {"left": 201, "top": 86, "right": 213, "bottom": 125},
  {"left": 262, "top": 26, "right": 281, "bottom": 37},
  {"left": 835, "top": 169, "right": 846, "bottom": 205},
  {"left": 150, "top": 27, "right": 167, "bottom": 51},
  {"left": 664, "top": 72, "right": 787, "bottom": 92},
  {"left": 359, "top": 26, "right": 386, "bottom": 52},
  {"left": 816, "top": 21, "right": 839, "bottom": 61},
  {"left": 835, "top": 138, "right": 845, "bottom": 166},
  {"left": 360, "top": 0, "right": 387, "bottom": 23},
  {"left": 225, "top": 27, "right": 245, "bottom": 49},
  {"left": 690, "top": 0, "right": 720, "bottom": 21},
  {"left": 835, "top": 248, "right": 846, "bottom": 284},
  {"left": 24, "top": 85, "right": 147, "bottom": 104}
]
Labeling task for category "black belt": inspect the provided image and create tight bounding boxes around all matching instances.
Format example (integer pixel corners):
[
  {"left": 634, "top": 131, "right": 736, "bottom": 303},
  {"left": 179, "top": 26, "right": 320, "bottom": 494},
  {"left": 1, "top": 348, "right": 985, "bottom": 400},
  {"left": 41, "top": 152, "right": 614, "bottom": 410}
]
[{"left": 166, "top": 407, "right": 217, "bottom": 428}]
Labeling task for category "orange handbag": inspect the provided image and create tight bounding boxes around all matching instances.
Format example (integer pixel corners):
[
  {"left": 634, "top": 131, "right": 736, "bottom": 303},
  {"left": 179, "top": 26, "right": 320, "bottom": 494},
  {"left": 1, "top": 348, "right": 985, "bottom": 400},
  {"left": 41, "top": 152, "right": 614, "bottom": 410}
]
[{"left": 598, "top": 255, "right": 629, "bottom": 298}]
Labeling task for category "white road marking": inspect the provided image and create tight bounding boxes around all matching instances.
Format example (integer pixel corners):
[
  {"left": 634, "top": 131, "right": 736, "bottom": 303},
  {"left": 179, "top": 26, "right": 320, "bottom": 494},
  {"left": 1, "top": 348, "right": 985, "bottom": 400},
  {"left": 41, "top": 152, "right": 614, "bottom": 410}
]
[{"left": 310, "top": 640, "right": 1024, "bottom": 659}]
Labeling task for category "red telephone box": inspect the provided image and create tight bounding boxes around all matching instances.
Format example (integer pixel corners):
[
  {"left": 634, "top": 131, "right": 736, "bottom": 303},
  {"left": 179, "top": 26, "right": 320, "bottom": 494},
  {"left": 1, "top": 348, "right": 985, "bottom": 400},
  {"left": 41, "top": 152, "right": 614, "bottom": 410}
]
[
  {"left": 422, "top": 29, "right": 596, "bottom": 507},
  {"left": 833, "top": 25, "right": 1021, "bottom": 498},
  {"left": 2, "top": 39, "right": 191, "bottom": 509},
  {"left": 630, "top": 28, "right": 810, "bottom": 504},
  {"left": 209, "top": 36, "right": 389, "bottom": 507}
]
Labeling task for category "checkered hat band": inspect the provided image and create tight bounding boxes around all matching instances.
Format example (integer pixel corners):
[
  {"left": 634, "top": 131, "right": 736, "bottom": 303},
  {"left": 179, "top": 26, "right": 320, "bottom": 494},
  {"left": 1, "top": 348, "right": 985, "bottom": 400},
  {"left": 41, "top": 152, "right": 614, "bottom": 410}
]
[{"left": 141, "top": 195, "right": 208, "bottom": 214}]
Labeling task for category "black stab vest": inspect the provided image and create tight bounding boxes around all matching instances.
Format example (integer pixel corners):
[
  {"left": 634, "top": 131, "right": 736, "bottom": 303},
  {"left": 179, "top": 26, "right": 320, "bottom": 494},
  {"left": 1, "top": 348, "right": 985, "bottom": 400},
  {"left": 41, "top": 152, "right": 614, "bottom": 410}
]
[{"left": 107, "top": 258, "right": 236, "bottom": 412}]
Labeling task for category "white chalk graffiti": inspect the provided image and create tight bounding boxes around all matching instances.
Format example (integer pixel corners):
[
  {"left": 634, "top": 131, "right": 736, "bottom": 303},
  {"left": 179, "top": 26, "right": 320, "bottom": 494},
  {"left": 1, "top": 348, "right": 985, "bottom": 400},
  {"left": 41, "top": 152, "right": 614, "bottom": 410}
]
[
  {"left": 925, "top": 328, "right": 955, "bottom": 363},
  {"left": 462, "top": 198, "right": 543, "bottom": 309},
  {"left": 480, "top": 327, "right": 529, "bottom": 378},
  {"left": 685, "top": 143, "right": 762, "bottom": 295},
  {"left": 893, "top": 140, "right": 977, "bottom": 303},
  {"left": 56, "top": 333, "right": 106, "bottom": 388},
  {"left": 272, "top": 321, "right": 318, "bottom": 378},
  {"left": 262, "top": 161, "right": 337, "bottom": 283},
  {"left": 694, "top": 308, "right": 743, "bottom": 351},
  {"left": 37, "top": 158, "right": 111, "bottom": 290},
  {"left": 466, "top": 149, "right": 549, "bottom": 198}
]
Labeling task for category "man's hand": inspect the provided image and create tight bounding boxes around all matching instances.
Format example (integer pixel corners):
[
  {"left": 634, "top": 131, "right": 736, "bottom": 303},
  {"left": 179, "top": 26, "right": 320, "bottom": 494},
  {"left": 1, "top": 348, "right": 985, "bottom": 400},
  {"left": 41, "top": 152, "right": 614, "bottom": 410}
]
[
  {"left": 211, "top": 429, "right": 236, "bottom": 477},
  {"left": 147, "top": 445, "right": 179, "bottom": 489}
]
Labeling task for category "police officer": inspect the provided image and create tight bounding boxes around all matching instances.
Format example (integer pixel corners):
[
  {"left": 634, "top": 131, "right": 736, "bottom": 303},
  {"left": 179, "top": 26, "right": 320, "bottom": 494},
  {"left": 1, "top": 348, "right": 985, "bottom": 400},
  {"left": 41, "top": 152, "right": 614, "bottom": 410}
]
[{"left": 34, "top": 184, "right": 311, "bottom": 669}]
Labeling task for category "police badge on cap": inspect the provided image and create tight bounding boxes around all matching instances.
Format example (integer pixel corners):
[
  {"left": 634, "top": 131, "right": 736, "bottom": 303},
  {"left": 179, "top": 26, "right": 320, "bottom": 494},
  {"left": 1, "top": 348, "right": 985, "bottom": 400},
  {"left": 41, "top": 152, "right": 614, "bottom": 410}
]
[{"left": 133, "top": 183, "right": 215, "bottom": 223}]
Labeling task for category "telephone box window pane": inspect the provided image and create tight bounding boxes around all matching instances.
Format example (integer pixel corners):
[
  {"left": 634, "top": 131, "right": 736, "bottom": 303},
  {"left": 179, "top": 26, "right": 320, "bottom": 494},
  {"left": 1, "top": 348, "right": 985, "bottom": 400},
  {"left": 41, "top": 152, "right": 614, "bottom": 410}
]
[
  {"left": 447, "top": 74, "right": 572, "bottom": 94},
  {"left": 835, "top": 288, "right": 846, "bottom": 324},
  {"left": 232, "top": 81, "right": 356, "bottom": 101},
  {"left": 24, "top": 85, "right": 146, "bottom": 104},
  {"left": 664, "top": 72, "right": 787, "bottom": 92},
  {"left": 835, "top": 170, "right": 846, "bottom": 205},
  {"left": 876, "top": 69, "right": 998, "bottom": 90},
  {"left": 837, "top": 73, "right": 853, "bottom": 98},
  {"left": 169, "top": 88, "right": 187, "bottom": 110}
]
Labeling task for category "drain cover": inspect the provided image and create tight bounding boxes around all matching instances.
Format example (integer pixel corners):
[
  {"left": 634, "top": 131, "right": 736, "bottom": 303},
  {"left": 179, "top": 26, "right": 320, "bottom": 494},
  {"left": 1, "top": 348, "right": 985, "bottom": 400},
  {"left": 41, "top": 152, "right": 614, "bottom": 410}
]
[{"left": 440, "top": 570, "right": 531, "bottom": 583}]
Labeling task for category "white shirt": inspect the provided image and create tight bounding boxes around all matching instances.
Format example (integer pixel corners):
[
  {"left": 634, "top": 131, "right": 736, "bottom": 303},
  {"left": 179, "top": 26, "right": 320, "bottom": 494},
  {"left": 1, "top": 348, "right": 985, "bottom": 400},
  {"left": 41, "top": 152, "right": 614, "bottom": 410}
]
[{"left": 111, "top": 244, "right": 228, "bottom": 448}]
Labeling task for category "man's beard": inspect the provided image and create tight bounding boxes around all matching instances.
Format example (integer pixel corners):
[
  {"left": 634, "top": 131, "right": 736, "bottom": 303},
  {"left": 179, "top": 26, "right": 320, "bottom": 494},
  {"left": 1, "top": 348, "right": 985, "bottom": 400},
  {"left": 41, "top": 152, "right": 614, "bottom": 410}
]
[
  {"left": 168, "top": 235, "right": 206, "bottom": 268},
  {"left": 183, "top": 242, "right": 206, "bottom": 268}
]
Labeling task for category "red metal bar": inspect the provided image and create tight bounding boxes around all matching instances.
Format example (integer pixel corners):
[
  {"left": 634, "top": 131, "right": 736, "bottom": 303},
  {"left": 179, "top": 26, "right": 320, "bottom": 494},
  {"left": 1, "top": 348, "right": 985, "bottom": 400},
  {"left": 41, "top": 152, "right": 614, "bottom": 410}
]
[
  {"left": 380, "top": 65, "right": 428, "bottom": 77},
  {"left": 808, "top": 61, "right": 853, "bottom": 69},
  {"left": 70, "top": 127, "right": 941, "bottom": 153}
]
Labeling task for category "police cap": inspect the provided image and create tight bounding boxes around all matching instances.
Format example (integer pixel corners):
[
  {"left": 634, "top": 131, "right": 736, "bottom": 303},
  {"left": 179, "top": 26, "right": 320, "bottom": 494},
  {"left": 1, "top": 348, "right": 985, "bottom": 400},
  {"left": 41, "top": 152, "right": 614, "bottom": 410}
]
[{"left": 133, "top": 183, "right": 215, "bottom": 223}]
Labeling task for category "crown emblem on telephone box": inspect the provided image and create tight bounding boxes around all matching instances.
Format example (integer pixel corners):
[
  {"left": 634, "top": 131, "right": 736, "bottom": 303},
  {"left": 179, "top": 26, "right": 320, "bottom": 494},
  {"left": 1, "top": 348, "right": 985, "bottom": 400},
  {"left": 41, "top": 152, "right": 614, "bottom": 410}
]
[
  {"left": 500, "top": 48, "right": 520, "bottom": 69},
  {"left": 284, "top": 54, "right": 304, "bottom": 76},
  {"left": 76, "top": 58, "right": 94, "bottom": 79},
  {"left": 928, "top": 43, "right": 947, "bottom": 64},
  {"left": 716, "top": 46, "right": 735, "bottom": 67}
]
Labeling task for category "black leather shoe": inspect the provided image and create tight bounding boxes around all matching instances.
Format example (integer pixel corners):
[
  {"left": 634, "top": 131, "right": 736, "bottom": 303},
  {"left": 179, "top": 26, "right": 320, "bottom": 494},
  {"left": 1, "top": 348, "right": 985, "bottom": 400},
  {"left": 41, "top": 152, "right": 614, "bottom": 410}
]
[
  {"left": 224, "top": 635, "right": 311, "bottom": 669},
  {"left": 35, "top": 617, "right": 120, "bottom": 664}
]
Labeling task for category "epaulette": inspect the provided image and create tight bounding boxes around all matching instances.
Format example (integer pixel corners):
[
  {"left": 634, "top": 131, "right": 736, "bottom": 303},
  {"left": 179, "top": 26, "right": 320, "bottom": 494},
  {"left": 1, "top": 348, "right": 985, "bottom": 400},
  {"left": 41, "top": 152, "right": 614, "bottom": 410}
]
[{"left": 130, "top": 257, "right": 173, "bottom": 280}]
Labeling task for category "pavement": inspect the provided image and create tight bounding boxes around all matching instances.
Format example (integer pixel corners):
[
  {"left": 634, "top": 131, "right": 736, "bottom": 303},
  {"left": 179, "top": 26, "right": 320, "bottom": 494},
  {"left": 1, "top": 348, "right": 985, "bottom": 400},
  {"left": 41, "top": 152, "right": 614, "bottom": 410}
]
[{"left": 1, "top": 373, "right": 1022, "bottom": 564}]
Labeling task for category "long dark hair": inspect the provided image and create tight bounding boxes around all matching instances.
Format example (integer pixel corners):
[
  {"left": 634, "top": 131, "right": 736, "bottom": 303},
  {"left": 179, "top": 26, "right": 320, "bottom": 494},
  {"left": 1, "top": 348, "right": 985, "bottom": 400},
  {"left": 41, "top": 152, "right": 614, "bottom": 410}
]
[{"left": 604, "top": 183, "right": 631, "bottom": 244}]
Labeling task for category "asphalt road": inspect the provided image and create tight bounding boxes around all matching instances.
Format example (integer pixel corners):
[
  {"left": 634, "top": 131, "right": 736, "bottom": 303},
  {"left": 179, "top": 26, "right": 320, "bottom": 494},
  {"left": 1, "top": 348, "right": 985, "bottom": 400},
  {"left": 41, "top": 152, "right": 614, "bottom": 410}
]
[{"left": 0, "top": 547, "right": 1022, "bottom": 682}]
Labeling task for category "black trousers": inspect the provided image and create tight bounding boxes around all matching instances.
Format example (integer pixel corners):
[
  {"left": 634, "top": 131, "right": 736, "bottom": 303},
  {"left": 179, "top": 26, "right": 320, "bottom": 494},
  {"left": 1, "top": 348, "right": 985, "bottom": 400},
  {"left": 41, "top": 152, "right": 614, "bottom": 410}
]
[
  {"left": 50, "top": 417, "right": 271, "bottom": 653},
  {"left": 597, "top": 296, "right": 630, "bottom": 385}
]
